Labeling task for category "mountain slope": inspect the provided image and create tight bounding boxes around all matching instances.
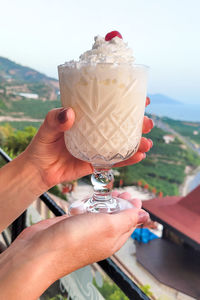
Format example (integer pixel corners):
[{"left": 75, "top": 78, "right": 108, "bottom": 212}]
[
  {"left": 0, "top": 56, "right": 56, "bottom": 83},
  {"left": 148, "top": 93, "right": 181, "bottom": 105},
  {"left": 0, "top": 56, "right": 59, "bottom": 101}
]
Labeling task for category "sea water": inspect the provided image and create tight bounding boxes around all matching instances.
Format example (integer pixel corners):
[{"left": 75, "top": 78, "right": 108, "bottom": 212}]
[{"left": 146, "top": 103, "right": 200, "bottom": 122}]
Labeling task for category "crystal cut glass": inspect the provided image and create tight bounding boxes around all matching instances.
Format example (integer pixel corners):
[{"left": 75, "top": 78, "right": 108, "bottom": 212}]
[{"left": 58, "top": 63, "right": 148, "bottom": 215}]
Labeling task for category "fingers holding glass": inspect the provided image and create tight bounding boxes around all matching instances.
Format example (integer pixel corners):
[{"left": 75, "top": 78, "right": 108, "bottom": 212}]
[
  {"left": 142, "top": 116, "right": 154, "bottom": 134},
  {"left": 145, "top": 96, "right": 150, "bottom": 107}
]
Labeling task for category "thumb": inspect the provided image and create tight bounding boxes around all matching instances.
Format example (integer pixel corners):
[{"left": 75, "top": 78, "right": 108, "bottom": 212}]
[
  {"left": 57, "top": 107, "right": 75, "bottom": 130},
  {"left": 37, "top": 107, "right": 75, "bottom": 143},
  {"left": 111, "top": 208, "right": 149, "bottom": 235}
]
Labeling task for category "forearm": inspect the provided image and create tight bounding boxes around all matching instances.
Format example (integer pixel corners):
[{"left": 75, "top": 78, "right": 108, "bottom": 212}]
[
  {"left": 0, "top": 152, "right": 46, "bottom": 232},
  {"left": 0, "top": 242, "right": 54, "bottom": 300}
]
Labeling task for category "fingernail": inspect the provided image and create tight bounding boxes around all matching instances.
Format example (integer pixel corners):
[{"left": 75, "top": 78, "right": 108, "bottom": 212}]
[
  {"left": 143, "top": 153, "right": 146, "bottom": 159},
  {"left": 58, "top": 108, "right": 68, "bottom": 124},
  {"left": 146, "top": 96, "right": 150, "bottom": 105},
  {"left": 148, "top": 139, "right": 153, "bottom": 148},
  {"left": 137, "top": 210, "right": 149, "bottom": 224}
]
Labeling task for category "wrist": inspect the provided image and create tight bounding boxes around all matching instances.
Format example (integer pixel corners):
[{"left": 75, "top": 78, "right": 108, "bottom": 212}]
[
  {"left": 19, "top": 151, "right": 48, "bottom": 196},
  {"left": 0, "top": 240, "right": 55, "bottom": 299},
  {"left": 0, "top": 152, "right": 48, "bottom": 232}
]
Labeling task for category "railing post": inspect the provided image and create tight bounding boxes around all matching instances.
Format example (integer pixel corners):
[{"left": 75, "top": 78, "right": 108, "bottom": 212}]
[
  {"left": 1, "top": 231, "right": 10, "bottom": 247},
  {"left": 11, "top": 211, "right": 27, "bottom": 242},
  {"left": 36, "top": 198, "right": 42, "bottom": 214}
]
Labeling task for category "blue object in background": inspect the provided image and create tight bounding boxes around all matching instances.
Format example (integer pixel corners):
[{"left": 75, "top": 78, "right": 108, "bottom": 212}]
[{"left": 131, "top": 228, "right": 159, "bottom": 243}]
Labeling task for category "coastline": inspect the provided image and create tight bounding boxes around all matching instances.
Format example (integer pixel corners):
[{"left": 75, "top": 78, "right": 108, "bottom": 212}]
[{"left": 179, "top": 166, "right": 200, "bottom": 196}]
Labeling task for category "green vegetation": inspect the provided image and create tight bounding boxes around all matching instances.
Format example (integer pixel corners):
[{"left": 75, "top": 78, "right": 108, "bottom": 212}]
[
  {"left": 28, "top": 82, "right": 52, "bottom": 98},
  {"left": 149, "top": 127, "right": 200, "bottom": 166},
  {"left": 93, "top": 278, "right": 129, "bottom": 300},
  {"left": 0, "top": 123, "right": 36, "bottom": 157},
  {"left": 47, "top": 296, "right": 67, "bottom": 300},
  {"left": 139, "top": 284, "right": 153, "bottom": 297},
  {"left": 0, "top": 56, "right": 59, "bottom": 107},
  {"left": 1, "top": 119, "right": 200, "bottom": 197},
  {"left": 0, "top": 121, "right": 42, "bottom": 130},
  {"left": 0, "top": 98, "right": 61, "bottom": 119},
  {"left": 1, "top": 56, "right": 200, "bottom": 198},
  {"left": 115, "top": 127, "right": 200, "bottom": 196},
  {"left": 163, "top": 117, "right": 200, "bottom": 145},
  {"left": 45, "top": 279, "right": 152, "bottom": 300},
  {"left": 0, "top": 98, "right": 7, "bottom": 109},
  {"left": 0, "top": 124, "right": 66, "bottom": 200}
]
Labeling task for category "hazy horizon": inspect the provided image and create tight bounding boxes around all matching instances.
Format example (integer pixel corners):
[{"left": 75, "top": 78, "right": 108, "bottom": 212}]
[{"left": 0, "top": 0, "right": 200, "bottom": 104}]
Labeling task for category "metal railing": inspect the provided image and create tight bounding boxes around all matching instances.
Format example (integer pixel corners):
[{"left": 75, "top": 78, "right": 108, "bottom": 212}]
[{"left": 0, "top": 147, "right": 150, "bottom": 300}]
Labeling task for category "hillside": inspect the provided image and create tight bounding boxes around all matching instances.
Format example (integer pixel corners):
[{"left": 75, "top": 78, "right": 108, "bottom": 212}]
[
  {"left": 115, "top": 126, "right": 200, "bottom": 196},
  {"left": 0, "top": 56, "right": 59, "bottom": 104},
  {"left": 148, "top": 93, "right": 181, "bottom": 105},
  {"left": 1, "top": 120, "right": 199, "bottom": 197},
  {"left": 163, "top": 117, "right": 200, "bottom": 146},
  {"left": 0, "top": 57, "right": 200, "bottom": 197}
]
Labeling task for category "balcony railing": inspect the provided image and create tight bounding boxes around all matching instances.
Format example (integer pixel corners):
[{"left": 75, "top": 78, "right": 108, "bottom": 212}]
[{"left": 0, "top": 147, "right": 150, "bottom": 300}]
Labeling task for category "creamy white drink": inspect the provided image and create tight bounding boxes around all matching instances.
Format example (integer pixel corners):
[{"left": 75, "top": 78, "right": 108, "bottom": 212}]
[{"left": 58, "top": 34, "right": 148, "bottom": 167}]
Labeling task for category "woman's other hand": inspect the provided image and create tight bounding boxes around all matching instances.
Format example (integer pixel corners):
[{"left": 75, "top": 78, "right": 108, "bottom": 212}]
[{"left": 0, "top": 193, "right": 149, "bottom": 299}]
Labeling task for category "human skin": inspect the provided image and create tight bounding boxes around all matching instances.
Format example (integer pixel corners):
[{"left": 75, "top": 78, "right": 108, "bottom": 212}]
[
  {"left": 0, "top": 97, "right": 153, "bottom": 232},
  {"left": 0, "top": 97, "right": 152, "bottom": 299},
  {"left": 0, "top": 193, "right": 148, "bottom": 300}
]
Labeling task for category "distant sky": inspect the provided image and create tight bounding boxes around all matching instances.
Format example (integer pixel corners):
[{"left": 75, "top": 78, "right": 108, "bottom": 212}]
[{"left": 0, "top": 0, "right": 200, "bottom": 103}]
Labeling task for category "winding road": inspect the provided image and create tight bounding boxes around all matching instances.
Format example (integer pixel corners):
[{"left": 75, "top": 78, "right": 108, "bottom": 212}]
[{"left": 153, "top": 118, "right": 200, "bottom": 155}]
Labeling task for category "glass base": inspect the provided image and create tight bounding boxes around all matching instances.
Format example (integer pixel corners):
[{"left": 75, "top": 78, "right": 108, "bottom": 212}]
[{"left": 68, "top": 196, "right": 133, "bottom": 216}]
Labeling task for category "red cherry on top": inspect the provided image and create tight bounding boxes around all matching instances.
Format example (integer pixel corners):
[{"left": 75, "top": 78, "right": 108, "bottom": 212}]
[{"left": 105, "top": 31, "right": 123, "bottom": 41}]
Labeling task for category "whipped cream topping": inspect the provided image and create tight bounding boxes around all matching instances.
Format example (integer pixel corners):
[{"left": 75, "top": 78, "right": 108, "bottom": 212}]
[
  {"left": 79, "top": 35, "right": 135, "bottom": 64},
  {"left": 62, "top": 35, "right": 135, "bottom": 68}
]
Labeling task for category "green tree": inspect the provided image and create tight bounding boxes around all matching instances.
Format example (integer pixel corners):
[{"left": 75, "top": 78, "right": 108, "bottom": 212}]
[
  {"left": 109, "top": 289, "right": 129, "bottom": 300},
  {"left": 0, "top": 123, "right": 14, "bottom": 147},
  {"left": 93, "top": 278, "right": 128, "bottom": 300},
  {"left": 5, "top": 126, "right": 37, "bottom": 154},
  {"left": 139, "top": 284, "right": 153, "bottom": 297}
]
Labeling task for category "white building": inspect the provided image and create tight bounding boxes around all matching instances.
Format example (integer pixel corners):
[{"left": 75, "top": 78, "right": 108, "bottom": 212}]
[
  {"left": 18, "top": 92, "right": 39, "bottom": 99},
  {"left": 163, "top": 135, "right": 175, "bottom": 144}
]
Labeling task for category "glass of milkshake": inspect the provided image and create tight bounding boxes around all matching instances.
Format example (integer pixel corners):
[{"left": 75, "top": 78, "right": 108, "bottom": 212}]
[{"left": 58, "top": 31, "right": 148, "bottom": 215}]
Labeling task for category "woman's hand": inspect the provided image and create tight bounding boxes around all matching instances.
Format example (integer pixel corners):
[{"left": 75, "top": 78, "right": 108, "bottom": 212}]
[
  {"left": 0, "top": 193, "right": 149, "bottom": 299},
  {"left": 0, "top": 97, "right": 153, "bottom": 231},
  {"left": 25, "top": 97, "right": 153, "bottom": 191}
]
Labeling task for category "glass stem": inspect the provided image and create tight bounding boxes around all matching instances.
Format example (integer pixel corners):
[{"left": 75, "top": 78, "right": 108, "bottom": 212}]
[{"left": 91, "top": 168, "right": 114, "bottom": 202}]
